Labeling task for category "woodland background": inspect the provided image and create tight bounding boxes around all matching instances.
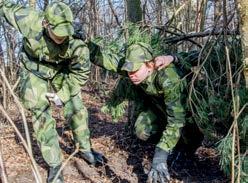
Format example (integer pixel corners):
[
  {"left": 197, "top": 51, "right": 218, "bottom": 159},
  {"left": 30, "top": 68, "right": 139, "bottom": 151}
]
[{"left": 0, "top": 0, "right": 247, "bottom": 183}]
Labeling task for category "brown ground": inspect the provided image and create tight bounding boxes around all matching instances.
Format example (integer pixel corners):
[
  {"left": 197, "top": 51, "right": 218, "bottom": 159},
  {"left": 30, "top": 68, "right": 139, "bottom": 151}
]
[{"left": 0, "top": 83, "right": 229, "bottom": 183}]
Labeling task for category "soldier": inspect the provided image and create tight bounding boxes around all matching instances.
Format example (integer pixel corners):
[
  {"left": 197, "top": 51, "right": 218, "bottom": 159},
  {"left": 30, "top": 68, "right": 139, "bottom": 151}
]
[
  {"left": 90, "top": 39, "right": 195, "bottom": 182},
  {"left": 123, "top": 43, "right": 185, "bottom": 183},
  {"left": 0, "top": 1, "right": 103, "bottom": 183}
]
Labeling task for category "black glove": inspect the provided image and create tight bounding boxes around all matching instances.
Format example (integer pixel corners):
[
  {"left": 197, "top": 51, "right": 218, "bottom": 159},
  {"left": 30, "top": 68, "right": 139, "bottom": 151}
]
[
  {"left": 147, "top": 147, "right": 170, "bottom": 183},
  {"left": 78, "top": 149, "right": 105, "bottom": 166}
]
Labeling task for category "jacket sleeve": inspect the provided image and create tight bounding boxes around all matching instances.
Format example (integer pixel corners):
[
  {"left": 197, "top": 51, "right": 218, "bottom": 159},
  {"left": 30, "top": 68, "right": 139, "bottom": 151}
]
[
  {"left": 156, "top": 64, "right": 186, "bottom": 152},
  {"left": 0, "top": 1, "right": 41, "bottom": 37},
  {"left": 173, "top": 51, "right": 200, "bottom": 73},
  {"left": 88, "top": 37, "right": 125, "bottom": 74},
  {"left": 56, "top": 40, "right": 91, "bottom": 103}
]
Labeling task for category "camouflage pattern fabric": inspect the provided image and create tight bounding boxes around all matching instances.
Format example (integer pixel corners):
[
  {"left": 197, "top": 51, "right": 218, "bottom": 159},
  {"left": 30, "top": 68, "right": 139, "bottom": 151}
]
[
  {"left": 136, "top": 64, "right": 186, "bottom": 151},
  {"left": 1, "top": 1, "right": 91, "bottom": 167},
  {"left": 134, "top": 109, "right": 159, "bottom": 141},
  {"left": 19, "top": 67, "right": 91, "bottom": 166},
  {"left": 45, "top": 1, "right": 74, "bottom": 37},
  {"left": 121, "top": 42, "right": 153, "bottom": 72},
  {"left": 88, "top": 37, "right": 125, "bottom": 73}
]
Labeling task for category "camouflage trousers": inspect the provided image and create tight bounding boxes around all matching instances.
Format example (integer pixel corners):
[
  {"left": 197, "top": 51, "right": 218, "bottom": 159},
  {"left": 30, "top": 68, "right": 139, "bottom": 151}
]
[
  {"left": 19, "top": 67, "right": 91, "bottom": 167},
  {"left": 134, "top": 109, "right": 203, "bottom": 153}
]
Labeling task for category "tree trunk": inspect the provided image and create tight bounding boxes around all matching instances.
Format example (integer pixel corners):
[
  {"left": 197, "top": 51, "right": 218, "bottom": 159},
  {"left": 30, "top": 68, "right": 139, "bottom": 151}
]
[
  {"left": 0, "top": 41, "right": 6, "bottom": 109},
  {"left": 108, "top": 0, "right": 121, "bottom": 26},
  {"left": 156, "top": 0, "right": 162, "bottom": 25},
  {"left": 237, "top": 0, "right": 248, "bottom": 87},
  {"left": 142, "top": 0, "right": 147, "bottom": 24},
  {"left": 126, "top": 0, "right": 142, "bottom": 22},
  {"left": 43, "top": 0, "right": 49, "bottom": 11}
]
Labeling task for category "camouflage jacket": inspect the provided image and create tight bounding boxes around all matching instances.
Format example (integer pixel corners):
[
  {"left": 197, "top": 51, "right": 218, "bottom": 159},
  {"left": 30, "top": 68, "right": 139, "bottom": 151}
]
[
  {"left": 138, "top": 65, "right": 186, "bottom": 151},
  {"left": 0, "top": 1, "right": 90, "bottom": 103},
  {"left": 90, "top": 41, "right": 186, "bottom": 151}
]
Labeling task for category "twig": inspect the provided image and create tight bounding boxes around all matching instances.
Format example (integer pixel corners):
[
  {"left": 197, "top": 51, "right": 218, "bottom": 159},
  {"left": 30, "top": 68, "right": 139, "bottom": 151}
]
[
  {"left": 52, "top": 144, "right": 80, "bottom": 183},
  {"left": 0, "top": 142, "right": 8, "bottom": 183},
  {"left": 107, "top": 0, "right": 121, "bottom": 26},
  {"left": 0, "top": 69, "right": 32, "bottom": 151},
  {"left": 231, "top": 124, "right": 236, "bottom": 183},
  {"left": 236, "top": 124, "right": 241, "bottom": 183},
  {"left": 12, "top": 76, "right": 20, "bottom": 91},
  {"left": 0, "top": 68, "right": 42, "bottom": 179},
  {"left": 0, "top": 104, "right": 42, "bottom": 183},
  {"left": 0, "top": 68, "right": 43, "bottom": 182},
  {"left": 226, "top": 45, "right": 240, "bottom": 183},
  {"left": 165, "top": 0, "right": 189, "bottom": 27}
]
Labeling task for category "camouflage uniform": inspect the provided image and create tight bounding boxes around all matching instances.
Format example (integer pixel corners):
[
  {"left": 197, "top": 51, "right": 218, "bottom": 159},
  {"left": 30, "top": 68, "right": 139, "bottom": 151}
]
[
  {"left": 90, "top": 41, "right": 186, "bottom": 152},
  {"left": 0, "top": 1, "right": 91, "bottom": 167}
]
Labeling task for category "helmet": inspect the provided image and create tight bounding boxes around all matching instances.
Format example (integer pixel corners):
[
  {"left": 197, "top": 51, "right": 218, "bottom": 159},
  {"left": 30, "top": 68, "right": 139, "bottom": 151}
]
[
  {"left": 45, "top": 1, "right": 74, "bottom": 37},
  {"left": 121, "top": 42, "right": 153, "bottom": 72}
]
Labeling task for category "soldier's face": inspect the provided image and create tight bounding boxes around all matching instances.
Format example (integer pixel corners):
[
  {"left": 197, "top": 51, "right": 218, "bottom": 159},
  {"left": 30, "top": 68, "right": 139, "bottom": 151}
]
[
  {"left": 128, "top": 63, "right": 153, "bottom": 85},
  {"left": 47, "top": 26, "right": 67, "bottom": 44}
]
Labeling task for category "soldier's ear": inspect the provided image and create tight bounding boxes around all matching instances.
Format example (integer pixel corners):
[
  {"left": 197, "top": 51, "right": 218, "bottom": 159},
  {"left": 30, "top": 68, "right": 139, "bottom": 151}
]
[
  {"left": 42, "top": 19, "right": 49, "bottom": 28},
  {"left": 146, "top": 61, "right": 155, "bottom": 69}
]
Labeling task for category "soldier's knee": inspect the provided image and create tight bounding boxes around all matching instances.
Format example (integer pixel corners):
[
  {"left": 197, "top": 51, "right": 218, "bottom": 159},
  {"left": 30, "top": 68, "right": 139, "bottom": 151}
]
[
  {"left": 19, "top": 70, "right": 49, "bottom": 109},
  {"left": 135, "top": 127, "right": 150, "bottom": 141},
  {"left": 64, "top": 95, "right": 87, "bottom": 117},
  {"left": 34, "top": 125, "right": 59, "bottom": 146},
  {"left": 65, "top": 104, "right": 88, "bottom": 121}
]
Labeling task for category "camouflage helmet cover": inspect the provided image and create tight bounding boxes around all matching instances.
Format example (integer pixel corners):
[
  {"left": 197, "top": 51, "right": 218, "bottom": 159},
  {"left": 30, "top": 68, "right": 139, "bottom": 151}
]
[
  {"left": 45, "top": 1, "right": 74, "bottom": 37},
  {"left": 121, "top": 42, "right": 153, "bottom": 72}
]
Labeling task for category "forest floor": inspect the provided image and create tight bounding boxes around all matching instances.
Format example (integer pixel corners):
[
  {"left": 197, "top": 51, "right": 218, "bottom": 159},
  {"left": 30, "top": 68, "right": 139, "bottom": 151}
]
[{"left": 0, "top": 82, "right": 229, "bottom": 183}]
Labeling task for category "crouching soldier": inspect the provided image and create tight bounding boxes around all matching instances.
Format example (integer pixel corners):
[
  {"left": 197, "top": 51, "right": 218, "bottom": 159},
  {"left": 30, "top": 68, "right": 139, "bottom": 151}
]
[
  {"left": 90, "top": 39, "right": 199, "bottom": 182},
  {"left": 121, "top": 43, "right": 185, "bottom": 183},
  {"left": 0, "top": 1, "right": 103, "bottom": 182}
]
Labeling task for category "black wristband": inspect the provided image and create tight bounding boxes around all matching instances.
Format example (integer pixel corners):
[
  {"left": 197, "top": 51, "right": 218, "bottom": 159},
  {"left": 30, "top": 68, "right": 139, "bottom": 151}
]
[{"left": 171, "top": 54, "right": 179, "bottom": 65}]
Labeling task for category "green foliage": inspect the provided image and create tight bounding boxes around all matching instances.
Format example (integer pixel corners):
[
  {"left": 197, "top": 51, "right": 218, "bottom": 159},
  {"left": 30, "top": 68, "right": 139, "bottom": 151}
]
[
  {"left": 101, "top": 100, "right": 128, "bottom": 122},
  {"left": 240, "top": 155, "right": 248, "bottom": 183},
  {"left": 217, "top": 134, "right": 248, "bottom": 183},
  {"left": 217, "top": 134, "right": 233, "bottom": 175},
  {"left": 151, "top": 32, "right": 166, "bottom": 56},
  {"left": 125, "top": 23, "right": 151, "bottom": 46},
  {"left": 239, "top": 115, "right": 248, "bottom": 152},
  {"left": 101, "top": 77, "right": 140, "bottom": 121},
  {"left": 191, "top": 36, "right": 247, "bottom": 180}
]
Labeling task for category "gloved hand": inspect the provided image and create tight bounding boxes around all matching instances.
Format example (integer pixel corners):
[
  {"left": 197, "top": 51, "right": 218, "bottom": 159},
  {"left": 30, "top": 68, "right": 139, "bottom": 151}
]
[
  {"left": 154, "top": 55, "right": 174, "bottom": 70},
  {"left": 45, "top": 93, "right": 63, "bottom": 107},
  {"left": 147, "top": 147, "right": 170, "bottom": 183},
  {"left": 78, "top": 149, "right": 105, "bottom": 166}
]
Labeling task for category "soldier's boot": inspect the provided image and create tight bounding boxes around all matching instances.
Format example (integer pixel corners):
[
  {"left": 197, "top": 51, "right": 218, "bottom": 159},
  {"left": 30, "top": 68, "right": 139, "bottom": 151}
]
[
  {"left": 47, "top": 165, "right": 64, "bottom": 183},
  {"left": 78, "top": 149, "right": 105, "bottom": 166}
]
